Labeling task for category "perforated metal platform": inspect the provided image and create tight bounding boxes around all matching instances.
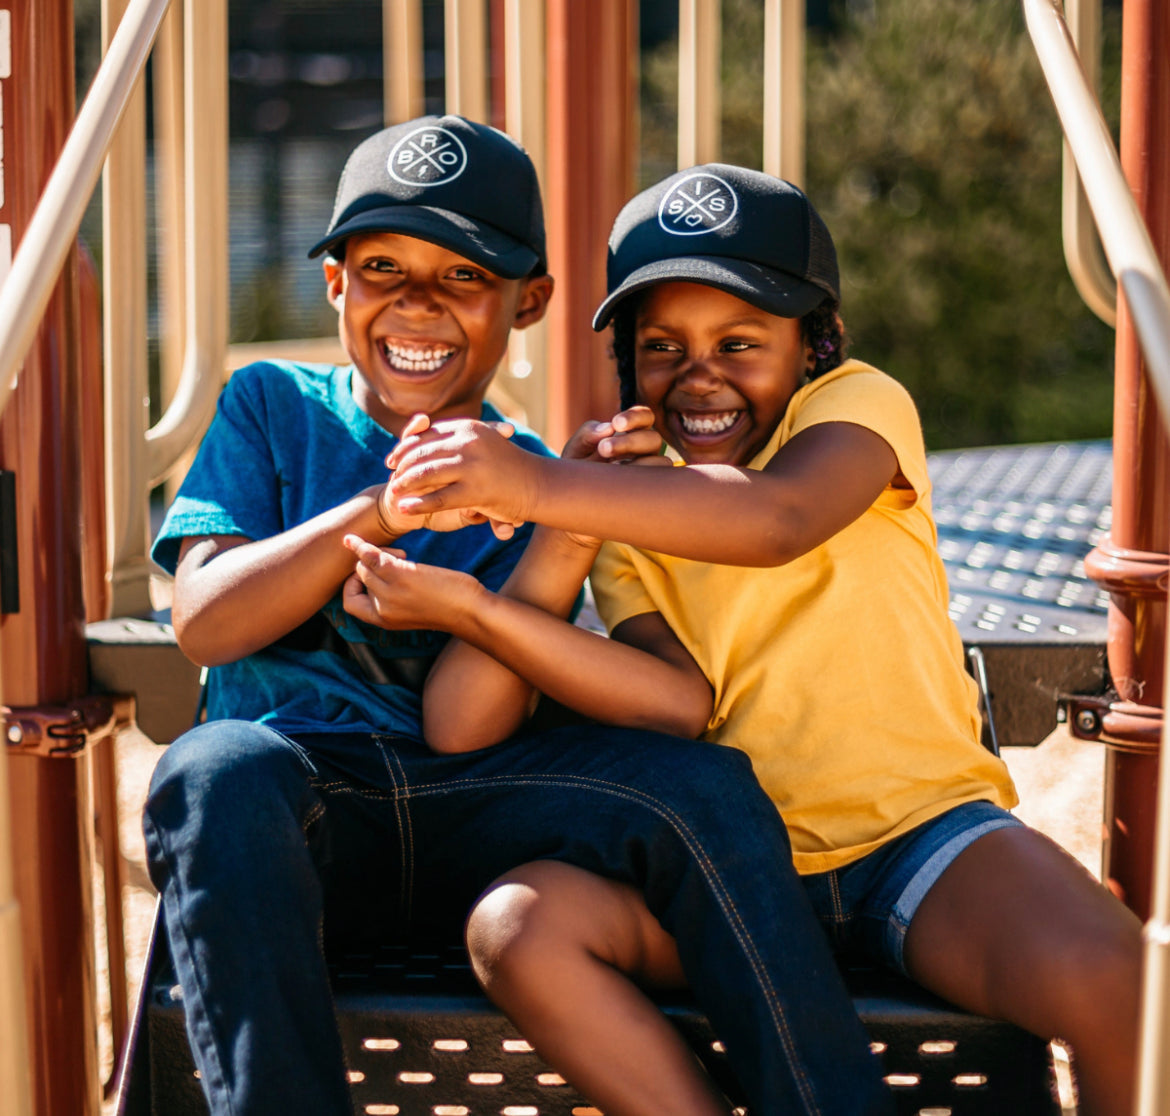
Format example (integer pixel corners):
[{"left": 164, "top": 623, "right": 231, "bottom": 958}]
[
  {"left": 930, "top": 440, "right": 1110, "bottom": 647},
  {"left": 928, "top": 440, "right": 1111, "bottom": 746},
  {"left": 126, "top": 932, "right": 1056, "bottom": 1116}
]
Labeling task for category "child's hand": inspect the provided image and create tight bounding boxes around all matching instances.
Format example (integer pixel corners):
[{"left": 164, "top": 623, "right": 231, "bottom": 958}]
[
  {"left": 555, "top": 407, "right": 668, "bottom": 548},
  {"left": 388, "top": 415, "right": 538, "bottom": 530},
  {"left": 376, "top": 414, "right": 523, "bottom": 540},
  {"left": 563, "top": 406, "right": 667, "bottom": 465},
  {"left": 342, "top": 534, "right": 480, "bottom": 630}
]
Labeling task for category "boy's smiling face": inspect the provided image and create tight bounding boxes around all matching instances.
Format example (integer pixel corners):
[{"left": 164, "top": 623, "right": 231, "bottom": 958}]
[
  {"left": 324, "top": 231, "right": 552, "bottom": 437},
  {"left": 634, "top": 282, "right": 814, "bottom": 467}
]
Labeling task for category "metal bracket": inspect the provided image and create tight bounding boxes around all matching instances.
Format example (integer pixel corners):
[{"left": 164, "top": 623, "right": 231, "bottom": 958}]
[
  {"left": 1061, "top": 692, "right": 1161, "bottom": 753},
  {"left": 3, "top": 694, "right": 135, "bottom": 757}
]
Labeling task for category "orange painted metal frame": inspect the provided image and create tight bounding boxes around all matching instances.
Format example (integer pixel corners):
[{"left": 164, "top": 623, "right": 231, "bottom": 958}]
[
  {"left": 1082, "top": 0, "right": 1170, "bottom": 919},
  {"left": 0, "top": 2, "right": 103, "bottom": 1113},
  {"left": 543, "top": 0, "right": 637, "bottom": 451}
]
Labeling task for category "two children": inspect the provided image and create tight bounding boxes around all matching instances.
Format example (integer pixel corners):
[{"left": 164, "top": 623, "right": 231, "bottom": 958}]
[
  {"left": 146, "top": 120, "right": 889, "bottom": 1116},
  {"left": 358, "top": 165, "right": 1144, "bottom": 1116}
]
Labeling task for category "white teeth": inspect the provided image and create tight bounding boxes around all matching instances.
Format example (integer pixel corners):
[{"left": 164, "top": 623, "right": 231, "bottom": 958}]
[
  {"left": 679, "top": 411, "right": 739, "bottom": 435},
  {"left": 382, "top": 341, "right": 455, "bottom": 372}
]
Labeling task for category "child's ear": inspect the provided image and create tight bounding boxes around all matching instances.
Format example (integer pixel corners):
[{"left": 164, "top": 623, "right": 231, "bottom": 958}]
[
  {"left": 323, "top": 257, "right": 346, "bottom": 312},
  {"left": 513, "top": 273, "right": 555, "bottom": 331}
]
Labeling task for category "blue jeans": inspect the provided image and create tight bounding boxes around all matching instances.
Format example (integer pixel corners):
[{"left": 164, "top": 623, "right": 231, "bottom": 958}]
[
  {"left": 803, "top": 800, "right": 1022, "bottom": 976},
  {"left": 143, "top": 720, "right": 893, "bottom": 1116}
]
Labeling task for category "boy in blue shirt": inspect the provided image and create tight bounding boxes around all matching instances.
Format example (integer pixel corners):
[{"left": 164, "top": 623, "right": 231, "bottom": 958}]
[{"left": 144, "top": 117, "right": 889, "bottom": 1116}]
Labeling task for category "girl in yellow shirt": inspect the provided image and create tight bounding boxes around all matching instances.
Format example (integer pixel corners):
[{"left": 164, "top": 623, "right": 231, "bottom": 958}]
[{"left": 347, "top": 165, "right": 1141, "bottom": 1116}]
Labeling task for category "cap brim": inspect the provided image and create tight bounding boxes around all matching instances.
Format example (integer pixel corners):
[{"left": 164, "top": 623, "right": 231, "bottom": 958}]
[
  {"left": 592, "top": 255, "right": 832, "bottom": 330},
  {"left": 308, "top": 205, "right": 541, "bottom": 279}
]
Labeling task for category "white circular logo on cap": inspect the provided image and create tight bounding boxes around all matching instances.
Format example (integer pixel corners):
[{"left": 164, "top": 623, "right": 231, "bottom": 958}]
[
  {"left": 658, "top": 173, "right": 738, "bottom": 235},
  {"left": 388, "top": 125, "right": 468, "bottom": 187}
]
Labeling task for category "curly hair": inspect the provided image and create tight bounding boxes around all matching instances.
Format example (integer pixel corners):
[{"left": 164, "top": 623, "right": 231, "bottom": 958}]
[{"left": 610, "top": 291, "right": 848, "bottom": 411}]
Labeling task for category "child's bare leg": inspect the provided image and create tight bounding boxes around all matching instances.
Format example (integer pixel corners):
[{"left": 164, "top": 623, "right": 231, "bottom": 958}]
[
  {"left": 466, "top": 860, "right": 729, "bottom": 1116},
  {"left": 903, "top": 825, "right": 1142, "bottom": 1116}
]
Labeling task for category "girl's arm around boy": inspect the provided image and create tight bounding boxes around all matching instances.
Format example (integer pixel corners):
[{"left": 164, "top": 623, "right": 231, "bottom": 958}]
[{"left": 387, "top": 414, "right": 899, "bottom": 568}]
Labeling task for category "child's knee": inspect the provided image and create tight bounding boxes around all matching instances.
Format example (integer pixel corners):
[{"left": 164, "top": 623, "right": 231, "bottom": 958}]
[
  {"left": 466, "top": 861, "right": 639, "bottom": 994},
  {"left": 466, "top": 865, "right": 569, "bottom": 992},
  {"left": 145, "top": 721, "right": 315, "bottom": 868}
]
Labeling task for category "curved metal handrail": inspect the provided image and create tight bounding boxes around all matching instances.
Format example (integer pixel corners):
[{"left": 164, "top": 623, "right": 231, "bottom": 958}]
[
  {"left": 0, "top": 0, "right": 171, "bottom": 419},
  {"left": 144, "top": 0, "right": 227, "bottom": 487},
  {"left": 1022, "top": 3, "right": 1170, "bottom": 1114},
  {"left": 1061, "top": 0, "right": 1117, "bottom": 326},
  {"left": 1024, "top": 0, "right": 1170, "bottom": 419}
]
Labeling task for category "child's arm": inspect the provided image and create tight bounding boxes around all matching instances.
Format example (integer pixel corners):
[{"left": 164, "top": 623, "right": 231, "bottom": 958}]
[
  {"left": 171, "top": 489, "right": 397, "bottom": 666},
  {"left": 342, "top": 535, "right": 713, "bottom": 752},
  {"left": 172, "top": 414, "right": 498, "bottom": 667},
  {"left": 421, "top": 408, "right": 682, "bottom": 751},
  {"left": 388, "top": 419, "right": 897, "bottom": 567}
]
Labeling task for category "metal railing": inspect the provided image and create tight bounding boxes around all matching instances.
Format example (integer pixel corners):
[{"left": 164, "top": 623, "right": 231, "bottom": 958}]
[
  {"left": 0, "top": 0, "right": 171, "bottom": 415},
  {"left": 104, "top": 0, "right": 228, "bottom": 616},
  {"left": 1022, "top": 1, "right": 1170, "bottom": 1113},
  {"left": 0, "top": 0, "right": 227, "bottom": 617},
  {"left": 1061, "top": 0, "right": 1117, "bottom": 327}
]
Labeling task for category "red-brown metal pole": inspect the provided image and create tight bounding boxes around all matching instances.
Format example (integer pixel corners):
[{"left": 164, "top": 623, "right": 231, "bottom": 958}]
[
  {"left": 1, "top": 2, "right": 101, "bottom": 1113},
  {"left": 1084, "top": 0, "right": 1170, "bottom": 920},
  {"left": 543, "top": 0, "right": 637, "bottom": 451}
]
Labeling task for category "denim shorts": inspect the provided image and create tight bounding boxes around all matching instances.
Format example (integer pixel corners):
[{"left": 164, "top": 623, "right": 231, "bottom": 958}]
[{"left": 801, "top": 800, "right": 1022, "bottom": 976}]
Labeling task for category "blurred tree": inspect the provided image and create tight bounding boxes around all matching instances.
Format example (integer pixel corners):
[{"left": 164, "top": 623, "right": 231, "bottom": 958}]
[{"left": 641, "top": 0, "right": 1121, "bottom": 450}]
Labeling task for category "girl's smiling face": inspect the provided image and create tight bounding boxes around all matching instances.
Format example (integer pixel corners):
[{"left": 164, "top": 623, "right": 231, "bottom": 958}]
[{"left": 634, "top": 282, "right": 814, "bottom": 467}]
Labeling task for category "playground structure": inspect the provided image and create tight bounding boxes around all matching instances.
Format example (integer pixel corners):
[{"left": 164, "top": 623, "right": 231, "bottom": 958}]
[{"left": 0, "top": 0, "right": 1168, "bottom": 1112}]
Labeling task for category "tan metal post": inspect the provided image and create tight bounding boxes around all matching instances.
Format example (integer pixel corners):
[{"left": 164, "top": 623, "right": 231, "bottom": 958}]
[
  {"left": 384, "top": 0, "right": 424, "bottom": 124},
  {"left": 102, "top": 0, "right": 153, "bottom": 619},
  {"left": 677, "top": 0, "right": 720, "bottom": 168},
  {"left": 445, "top": 0, "right": 488, "bottom": 122},
  {"left": 154, "top": 0, "right": 189, "bottom": 503},
  {"left": 763, "top": 0, "right": 804, "bottom": 186},
  {"left": 544, "top": 0, "right": 636, "bottom": 450},
  {"left": 502, "top": 0, "right": 548, "bottom": 432},
  {"left": 1061, "top": 0, "right": 1115, "bottom": 326},
  {"left": 144, "top": 0, "right": 227, "bottom": 488}
]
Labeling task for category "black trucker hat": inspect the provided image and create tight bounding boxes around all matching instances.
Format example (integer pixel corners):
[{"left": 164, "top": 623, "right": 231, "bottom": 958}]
[
  {"left": 309, "top": 115, "right": 546, "bottom": 278},
  {"left": 593, "top": 164, "right": 839, "bottom": 329}
]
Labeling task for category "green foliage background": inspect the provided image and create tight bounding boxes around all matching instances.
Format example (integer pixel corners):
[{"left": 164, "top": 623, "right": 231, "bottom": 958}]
[{"left": 642, "top": 0, "right": 1121, "bottom": 450}]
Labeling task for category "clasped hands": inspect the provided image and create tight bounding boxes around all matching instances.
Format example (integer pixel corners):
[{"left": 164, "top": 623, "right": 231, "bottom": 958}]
[{"left": 342, "top": 407, "right": 666, "bottom": 630}]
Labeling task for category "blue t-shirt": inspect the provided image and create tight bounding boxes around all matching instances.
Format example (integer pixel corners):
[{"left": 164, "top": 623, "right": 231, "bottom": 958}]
[{"left": 152, "top": 360, "right": 554, "bottom": 739}]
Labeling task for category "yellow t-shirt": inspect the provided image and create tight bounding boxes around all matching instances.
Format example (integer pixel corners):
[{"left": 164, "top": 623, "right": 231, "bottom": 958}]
[{"left": 591, "top": 359, "right": 1017, "bottom": 875}]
